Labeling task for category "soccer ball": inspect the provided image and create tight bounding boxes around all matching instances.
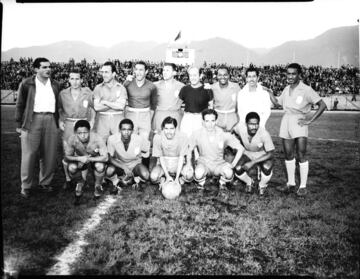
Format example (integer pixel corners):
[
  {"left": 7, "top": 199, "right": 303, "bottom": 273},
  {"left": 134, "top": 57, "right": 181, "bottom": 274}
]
[{"left": 161, "top": 180, "right": 181, "bottom": 199}]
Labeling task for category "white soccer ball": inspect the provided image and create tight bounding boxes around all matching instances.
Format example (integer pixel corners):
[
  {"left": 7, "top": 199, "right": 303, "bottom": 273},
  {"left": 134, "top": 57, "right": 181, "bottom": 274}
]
[{"left": 161, "top": 180, "right": 181, "bottom": 199}]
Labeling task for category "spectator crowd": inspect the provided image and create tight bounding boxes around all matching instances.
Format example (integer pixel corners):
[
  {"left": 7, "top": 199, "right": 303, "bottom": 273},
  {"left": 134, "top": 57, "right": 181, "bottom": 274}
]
[{"left": 1, "top": 57, "right": 359, "bottom": 97}]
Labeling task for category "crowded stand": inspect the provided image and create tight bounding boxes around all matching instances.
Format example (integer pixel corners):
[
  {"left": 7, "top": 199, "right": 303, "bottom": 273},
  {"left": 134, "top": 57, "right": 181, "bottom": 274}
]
[{"left": 1, "top": 57, "right": 359, "bottom": 97}]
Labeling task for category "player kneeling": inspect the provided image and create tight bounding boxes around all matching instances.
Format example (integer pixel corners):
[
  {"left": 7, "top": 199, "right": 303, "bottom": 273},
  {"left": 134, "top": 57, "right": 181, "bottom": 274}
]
[
  {"left": 150, "top": 117, "right": 194, "bottom": 197},
  {"left": 64, "top": 120, "right": 108, "bottom": 203},
  {"left": 105, "top": 119, "right": 150, "bottom": 194},
  {"left": 189, "top": 109, "right": 244, "bottom": 194},
  {"left": 232, "top": 112, "right": 274, "bottom": 196}
]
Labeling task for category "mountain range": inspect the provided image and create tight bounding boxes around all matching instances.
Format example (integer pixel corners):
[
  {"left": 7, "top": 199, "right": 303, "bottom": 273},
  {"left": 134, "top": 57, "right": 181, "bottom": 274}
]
[{"left": 2, "top": 25, "right": 358, "bottom": 67}]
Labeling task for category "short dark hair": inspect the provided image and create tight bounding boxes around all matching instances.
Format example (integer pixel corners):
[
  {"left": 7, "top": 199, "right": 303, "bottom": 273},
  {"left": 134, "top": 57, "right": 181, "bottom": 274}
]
[
  {"left": 245, "top": 112, "right": 260, "bottom": 123},
  {"left": 103, "top": 61, "right": 117, "bottom": 73},
  {"left": 134, "top": 61, "right": 148, "bottom": 71},
  {"left": 217, "top": 65, "right": 229, "bottom": 75},
  {"left": 161, "top": 116, "right": 178, "bottom": 129},
  {"left": 287, "top": 63, "right": 302, "bottom": 75},
  {"left": 246, "top": 64, "right": 259, "bottom": 77},
  {"left": 69, "top": 67, "right": 82, "bottom": 77},
  {"left": 164, "top": 62, "right": 177, "bottom": 71},
  {"left": 33, "top": 57, "right": 50, "bottom": 69},
  {"left": 201, "top": 108, "right": 218, "bottom": 120},
  {"left": 74, "top": 120, "right": 90, "bottom": 131},
  {"left": 119, "top": 118, "right": 134, "bottom": 130}
]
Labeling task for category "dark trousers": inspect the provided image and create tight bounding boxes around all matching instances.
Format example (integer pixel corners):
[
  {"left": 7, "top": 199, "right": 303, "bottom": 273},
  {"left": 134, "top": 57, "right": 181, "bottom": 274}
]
[{"left": 20, "top": 113, "right": 58, "bottom": 189}]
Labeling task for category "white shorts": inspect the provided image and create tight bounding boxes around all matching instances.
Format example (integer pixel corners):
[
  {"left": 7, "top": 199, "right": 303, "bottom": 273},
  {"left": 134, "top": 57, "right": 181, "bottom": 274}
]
[
  {"left": 180, "top": 112, "right": 202, "bottom": 138},
  {"left": 279, "top": 113, "right": 308, "bottom": 139}
]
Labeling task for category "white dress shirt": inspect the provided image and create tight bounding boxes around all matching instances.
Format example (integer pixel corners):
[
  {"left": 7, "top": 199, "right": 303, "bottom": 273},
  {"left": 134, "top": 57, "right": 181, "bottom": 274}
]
[{"left": 34, "top": 76, "right": 56, "bottom": 113}]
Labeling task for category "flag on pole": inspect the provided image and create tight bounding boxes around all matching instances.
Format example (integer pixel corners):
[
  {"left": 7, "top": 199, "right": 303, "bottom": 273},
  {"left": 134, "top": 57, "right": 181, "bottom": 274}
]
[{"left": 174, "top": 31, "right": 181, "bottom": 41}]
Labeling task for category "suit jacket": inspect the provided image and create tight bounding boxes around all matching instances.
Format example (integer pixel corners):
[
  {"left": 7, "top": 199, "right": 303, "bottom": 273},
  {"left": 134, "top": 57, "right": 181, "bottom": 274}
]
[{"left": 15, "top": 75, "right": 61, "bottom": 130}]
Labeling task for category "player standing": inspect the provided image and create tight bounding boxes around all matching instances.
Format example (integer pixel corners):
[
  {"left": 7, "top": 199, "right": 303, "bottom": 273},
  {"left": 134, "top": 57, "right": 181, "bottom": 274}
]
[
  {"left": 211, "top": 65, "right": 240, "bottom": 132},
  {"left": 93, "top": 61, "right": 127, "bottom": 143},
  {"left": 178, "top": 67, "right": 214, "bottom": 138},
  {"left": 124, "top": 61, "right": 157, "bottom": 141},
  {"left": 152, "top": 63, "right": 185, "bottom": 134},
  {"left": 269, "top": 63, "right": 327, "bottom": 196}
]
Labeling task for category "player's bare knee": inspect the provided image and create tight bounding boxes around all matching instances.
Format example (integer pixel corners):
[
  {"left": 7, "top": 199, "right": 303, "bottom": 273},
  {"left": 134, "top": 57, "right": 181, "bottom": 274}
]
[
  {"left": 261, "top": 161, "right": 273, "bottom": 175},
  {"left": 139, "top": 167, "right": 150, "bottom": 181},
  {"left": 234, "top": 163, "right": 244, "bottom": 175},
  {"left": 150, "top": 168, "right": 161, "bottom": 183},
  {"left": 297, "top": 151, "right": 307, "bottom": 163},
  {"left": 94, "top": 162, "right": 105, "bottom": 173},
  {"left": 285, "top": 152, "right": 295, "bottom": 160},
  {"left": 68, "top": 163, "right": 78, "bottom": 174},
  {"left": 106, "top": 165, "right": 115, "bottom": 177},
  {"left": 222, "top": 166, "right": 233, "bottom": 180},
  {"left": 182, "top": 167, "right": 194, "bottom": 181},
  {"left": 194, "top": 165, "right": 206, "bottom": 180}
]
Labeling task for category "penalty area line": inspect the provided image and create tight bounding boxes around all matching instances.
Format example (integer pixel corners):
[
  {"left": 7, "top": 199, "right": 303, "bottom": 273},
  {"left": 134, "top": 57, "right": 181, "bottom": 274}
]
[{"left": 46, "top": 195, "right": 118, "bottom": 275}]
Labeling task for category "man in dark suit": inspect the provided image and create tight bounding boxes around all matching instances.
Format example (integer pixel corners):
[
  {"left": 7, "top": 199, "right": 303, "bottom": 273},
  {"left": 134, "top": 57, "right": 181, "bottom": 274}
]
[{"left": 15, "top": 57, "right": 61, "bottom": 198}]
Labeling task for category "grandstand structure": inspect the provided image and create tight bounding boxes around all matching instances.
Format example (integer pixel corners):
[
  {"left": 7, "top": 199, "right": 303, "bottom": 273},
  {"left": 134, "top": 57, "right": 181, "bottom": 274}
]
[{"left": 165, "top": 34, "right": 195, "bottom": 66}]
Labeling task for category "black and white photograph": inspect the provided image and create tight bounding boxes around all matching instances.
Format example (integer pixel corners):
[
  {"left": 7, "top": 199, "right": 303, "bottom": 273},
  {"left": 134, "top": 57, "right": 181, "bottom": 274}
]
[{"left": 1, "top": 0, "right": 359, "bottom": 276}]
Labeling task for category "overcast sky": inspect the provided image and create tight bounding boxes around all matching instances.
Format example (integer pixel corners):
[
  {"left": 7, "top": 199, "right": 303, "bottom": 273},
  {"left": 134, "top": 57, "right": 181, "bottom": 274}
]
[{"left": 1, "top": 0, "right": 359, "bottom": 51}]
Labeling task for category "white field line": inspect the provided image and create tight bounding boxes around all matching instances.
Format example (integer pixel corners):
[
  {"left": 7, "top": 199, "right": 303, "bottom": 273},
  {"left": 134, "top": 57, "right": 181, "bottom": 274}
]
[
  {"left": 46, "top": 195, "right": 118, "bottom": 275},
  {"left": 271, "top": 135, "right": 359, "bottom": 144}
]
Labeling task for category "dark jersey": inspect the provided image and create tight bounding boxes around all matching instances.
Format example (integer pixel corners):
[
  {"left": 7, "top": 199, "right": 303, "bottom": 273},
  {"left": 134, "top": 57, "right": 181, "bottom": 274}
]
[{"left": 178, "top": 85, "right": 213, "bottom": 113}]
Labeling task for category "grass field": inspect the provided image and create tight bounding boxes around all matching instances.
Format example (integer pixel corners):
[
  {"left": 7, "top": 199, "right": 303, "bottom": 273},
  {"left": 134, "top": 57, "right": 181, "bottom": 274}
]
[{"left": 1, "top": 105, "right": 360, "bottom": 277}]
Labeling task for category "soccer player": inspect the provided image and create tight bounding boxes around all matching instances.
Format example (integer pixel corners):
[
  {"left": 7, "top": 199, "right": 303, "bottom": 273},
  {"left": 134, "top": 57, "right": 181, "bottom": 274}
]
[
  {"left": 58, "top": 68, "right": 95, "bottom": 190},
  {"left": 105, "top": 119, "right": 150, "bottom": 193},
  {"left": 237, "top": 65, "right": 272, "bottom": 128},
  {"left": 15, "top": 57, "right": 61, "bottom": 198},
  {"left": 152, "top": 63, "right": 185, "bottom": 134},
  {"left": 93, "top": 61, "right": 127, "bottom": 143},
  {"left": 64, "top": 120, "right": 108, "bottom": 201},
  {"left": 233, "top": 112, "right": 275, "bottom": 196},
  {"left": 150, "top": 117, "right": 194, "bottom": 188},
  {"left": 188, "top": 109, "right": 244, "bottom": 192},
  {"left": 124, "top": 61, "right": 157, "bottom": 140},
  {"left": 178, "top": 67, "right": 214, "bottom": 138},
  {"left": 211, "top": 65, "right": 240, "bottom": 132},
  {"left": 268, "top": 63, "right": 327, "bottom": 196}
]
